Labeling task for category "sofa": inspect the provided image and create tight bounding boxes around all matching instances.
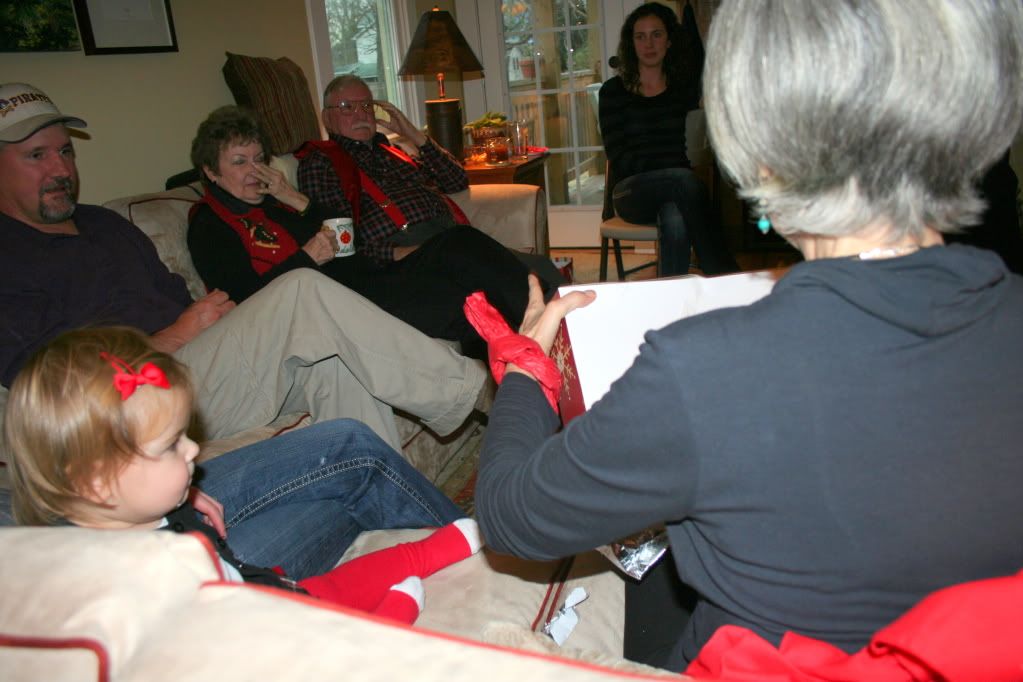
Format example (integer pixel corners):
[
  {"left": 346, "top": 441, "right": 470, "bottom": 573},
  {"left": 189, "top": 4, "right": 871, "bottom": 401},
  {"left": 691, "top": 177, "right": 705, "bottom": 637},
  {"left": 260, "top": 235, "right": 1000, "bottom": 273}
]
[
  {"left": 0, "top": 177, "right": 548, "bottom": 483},
  {"left": 0, "top": 525, "right": 684, "bottom": 682}
]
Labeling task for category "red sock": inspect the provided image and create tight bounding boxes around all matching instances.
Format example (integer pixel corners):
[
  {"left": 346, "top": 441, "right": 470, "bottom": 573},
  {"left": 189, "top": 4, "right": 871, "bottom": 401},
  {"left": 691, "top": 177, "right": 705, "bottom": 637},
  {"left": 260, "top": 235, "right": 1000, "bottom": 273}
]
[
  {"left": 371, "top": 577, "right": 423, "bottom": 625},
  {"left": 298, "top": 519, "right": 479, "bottom": 613}
]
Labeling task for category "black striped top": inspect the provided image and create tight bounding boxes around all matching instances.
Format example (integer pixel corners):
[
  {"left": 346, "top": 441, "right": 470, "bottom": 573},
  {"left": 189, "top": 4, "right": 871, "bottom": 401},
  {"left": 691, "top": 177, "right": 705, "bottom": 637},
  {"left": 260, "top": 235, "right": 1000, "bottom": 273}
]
[{"left": 598, "top": 75, "right": 699, "bottom": 187}]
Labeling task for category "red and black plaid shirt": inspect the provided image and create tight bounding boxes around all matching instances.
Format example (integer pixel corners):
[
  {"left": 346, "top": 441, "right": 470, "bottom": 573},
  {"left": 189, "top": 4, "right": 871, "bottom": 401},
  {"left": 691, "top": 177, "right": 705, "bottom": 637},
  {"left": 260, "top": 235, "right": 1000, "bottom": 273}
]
[{"left": 297, "top": 133, "right": 468, "bottom": 264}]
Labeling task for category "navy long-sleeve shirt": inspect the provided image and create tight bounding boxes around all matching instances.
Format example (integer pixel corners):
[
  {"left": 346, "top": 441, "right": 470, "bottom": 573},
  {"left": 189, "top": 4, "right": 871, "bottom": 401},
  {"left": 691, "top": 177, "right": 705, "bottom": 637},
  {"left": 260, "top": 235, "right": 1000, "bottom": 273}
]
[
  {"left": 1, "top": 205, "right": 192, "bottom": 386},
  {"left": 476, "top": 245, "right": 1023, "bottom": 661}
]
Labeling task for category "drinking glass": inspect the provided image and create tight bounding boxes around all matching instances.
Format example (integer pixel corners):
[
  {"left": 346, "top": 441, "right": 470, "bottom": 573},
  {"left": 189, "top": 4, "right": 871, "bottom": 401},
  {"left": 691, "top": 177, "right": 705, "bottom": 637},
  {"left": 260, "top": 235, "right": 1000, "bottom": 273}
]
[
  {"left": 510, "top": 120, "right": 530, "bottom": 159},
  {"left": 485, "top": 136, "right": 511, "bottom": 165}
]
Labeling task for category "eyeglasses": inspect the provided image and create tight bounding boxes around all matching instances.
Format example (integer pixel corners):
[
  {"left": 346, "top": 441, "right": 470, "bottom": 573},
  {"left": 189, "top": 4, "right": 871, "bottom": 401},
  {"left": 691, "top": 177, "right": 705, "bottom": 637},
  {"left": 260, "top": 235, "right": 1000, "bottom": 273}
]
[{"left": 325, "top": 100, "right": 376, "bottom": 116}]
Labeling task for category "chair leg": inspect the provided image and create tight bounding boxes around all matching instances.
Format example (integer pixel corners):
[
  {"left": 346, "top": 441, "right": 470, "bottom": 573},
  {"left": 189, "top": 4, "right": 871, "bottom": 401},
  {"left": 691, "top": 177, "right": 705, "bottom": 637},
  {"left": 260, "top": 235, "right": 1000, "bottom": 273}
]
[
  {"left": 599, "top": 237, "right": 610, "bottom": 282},
  {"left": 613, "top": 239, "right": 626, "bottom": 280}
]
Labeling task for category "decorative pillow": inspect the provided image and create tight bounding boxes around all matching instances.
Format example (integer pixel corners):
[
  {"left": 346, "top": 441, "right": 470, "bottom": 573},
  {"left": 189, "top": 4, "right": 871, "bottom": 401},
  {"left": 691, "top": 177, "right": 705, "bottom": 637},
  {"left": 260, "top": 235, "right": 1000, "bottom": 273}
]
[
  {"left": 102, "top": 184, "right": 206, "bottom": 301},
  {"left": 0, "top": 527, "right": 223, "bottom": 682},
  {"left": 222, "top": 52, "right": 322, "bottom": 155}
]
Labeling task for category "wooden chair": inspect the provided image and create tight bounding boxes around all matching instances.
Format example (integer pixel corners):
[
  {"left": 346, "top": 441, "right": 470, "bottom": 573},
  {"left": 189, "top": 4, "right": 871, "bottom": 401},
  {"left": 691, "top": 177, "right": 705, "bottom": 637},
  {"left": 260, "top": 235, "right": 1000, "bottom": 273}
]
[
  {"left": 598, "top": 109, "right": 715, "bottom": 281},
  {"left": 598, "top": 161, "right": 659, "bottom": 281}
]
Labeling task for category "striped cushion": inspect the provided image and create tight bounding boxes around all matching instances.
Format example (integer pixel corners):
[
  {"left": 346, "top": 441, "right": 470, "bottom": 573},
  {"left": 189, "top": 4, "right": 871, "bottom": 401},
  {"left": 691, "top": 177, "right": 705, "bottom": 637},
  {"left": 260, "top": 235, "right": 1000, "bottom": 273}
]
[{"left": 222, "top": 52, "right": 321, "bottom": 155}]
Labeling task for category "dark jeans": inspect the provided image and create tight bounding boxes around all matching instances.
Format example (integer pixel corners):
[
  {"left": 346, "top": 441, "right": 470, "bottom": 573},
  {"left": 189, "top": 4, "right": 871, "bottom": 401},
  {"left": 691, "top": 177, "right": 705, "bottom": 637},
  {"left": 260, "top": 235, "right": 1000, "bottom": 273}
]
[{"left": 613, "top": 167, "right": 739, "bottom": 277}]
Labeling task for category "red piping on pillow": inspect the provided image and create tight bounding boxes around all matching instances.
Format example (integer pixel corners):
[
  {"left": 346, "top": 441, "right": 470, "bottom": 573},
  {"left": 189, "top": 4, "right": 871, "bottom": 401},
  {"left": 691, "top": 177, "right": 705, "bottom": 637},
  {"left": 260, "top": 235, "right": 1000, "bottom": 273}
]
[
  {"left": 185, "top": 530, "right": 228, "bottom": 581},
  {"left": 0, "top": 634, "right": 109, "bottom": 682}
]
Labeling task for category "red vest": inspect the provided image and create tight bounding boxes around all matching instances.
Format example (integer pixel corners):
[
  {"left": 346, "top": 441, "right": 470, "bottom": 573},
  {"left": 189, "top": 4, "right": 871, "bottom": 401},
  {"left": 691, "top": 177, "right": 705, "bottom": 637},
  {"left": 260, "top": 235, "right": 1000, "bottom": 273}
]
[
  {"left": 190, "top": 189, "right": 300, "bottom": 276},
  {"left": 295, "top": 139, "right": 469, "bottom": 228}
]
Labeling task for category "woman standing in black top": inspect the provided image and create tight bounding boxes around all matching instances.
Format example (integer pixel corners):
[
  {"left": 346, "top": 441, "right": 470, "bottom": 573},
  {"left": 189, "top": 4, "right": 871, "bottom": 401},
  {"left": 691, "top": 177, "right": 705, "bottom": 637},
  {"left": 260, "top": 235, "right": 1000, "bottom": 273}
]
[{"left": 599, "top": 3, "right": 737, "bottom": 277}]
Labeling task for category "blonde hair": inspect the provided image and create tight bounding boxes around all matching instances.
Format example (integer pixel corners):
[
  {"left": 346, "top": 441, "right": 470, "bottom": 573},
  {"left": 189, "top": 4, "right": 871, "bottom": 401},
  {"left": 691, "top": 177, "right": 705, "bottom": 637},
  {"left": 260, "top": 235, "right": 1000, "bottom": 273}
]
[{"left": 4, "top": 327, "right": 194, "bottom": 525}]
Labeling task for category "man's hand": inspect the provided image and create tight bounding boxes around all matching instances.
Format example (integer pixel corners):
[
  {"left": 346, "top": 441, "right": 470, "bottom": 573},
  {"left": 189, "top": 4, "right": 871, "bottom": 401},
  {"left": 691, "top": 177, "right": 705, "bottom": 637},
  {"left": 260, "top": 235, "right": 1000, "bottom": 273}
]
[
  {"left": 374, "top": 101, "right": 428, "bottom": 148},
  {"left": 151, "top": 289, "right": 236, "bottom": 353},
  {"left": 189, "top": 487, "right": 227, "bottom": 538}
]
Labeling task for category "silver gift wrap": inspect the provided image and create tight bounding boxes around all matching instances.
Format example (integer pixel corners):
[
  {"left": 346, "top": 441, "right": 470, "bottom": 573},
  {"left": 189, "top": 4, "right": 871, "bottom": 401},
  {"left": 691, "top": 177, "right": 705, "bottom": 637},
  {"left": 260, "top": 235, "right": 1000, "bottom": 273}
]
[{"left": 596, "top": 526, "right": 669, "bottom": 580}]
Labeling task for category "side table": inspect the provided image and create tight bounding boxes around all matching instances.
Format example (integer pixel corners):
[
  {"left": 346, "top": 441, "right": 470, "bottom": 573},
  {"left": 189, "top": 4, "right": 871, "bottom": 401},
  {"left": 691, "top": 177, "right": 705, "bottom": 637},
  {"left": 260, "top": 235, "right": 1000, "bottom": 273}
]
[{"left": 464, "top": 152, "right": 548, "bottom": 193}]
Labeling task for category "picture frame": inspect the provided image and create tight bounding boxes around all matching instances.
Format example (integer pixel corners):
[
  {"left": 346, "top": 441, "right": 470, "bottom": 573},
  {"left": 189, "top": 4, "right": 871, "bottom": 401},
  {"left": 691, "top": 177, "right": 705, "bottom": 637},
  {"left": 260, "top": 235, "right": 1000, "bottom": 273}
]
[{"left": 73, "top": 0, "right": 178, "bottom": 55}]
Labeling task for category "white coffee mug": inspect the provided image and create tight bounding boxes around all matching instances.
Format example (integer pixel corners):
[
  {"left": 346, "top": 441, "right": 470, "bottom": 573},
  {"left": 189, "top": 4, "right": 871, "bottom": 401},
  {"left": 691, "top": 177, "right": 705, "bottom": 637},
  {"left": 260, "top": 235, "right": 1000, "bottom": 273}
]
[{"left": 323, "top": 217, "right": 355, "bottom": 257}]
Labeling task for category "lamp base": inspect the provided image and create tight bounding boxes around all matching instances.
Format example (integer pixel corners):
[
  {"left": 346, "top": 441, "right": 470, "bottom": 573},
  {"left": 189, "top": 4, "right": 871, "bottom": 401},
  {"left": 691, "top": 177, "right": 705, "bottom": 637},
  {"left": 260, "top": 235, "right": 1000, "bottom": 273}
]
[{"left": 426, "top": 98, "right": 463, "bottom": 161}]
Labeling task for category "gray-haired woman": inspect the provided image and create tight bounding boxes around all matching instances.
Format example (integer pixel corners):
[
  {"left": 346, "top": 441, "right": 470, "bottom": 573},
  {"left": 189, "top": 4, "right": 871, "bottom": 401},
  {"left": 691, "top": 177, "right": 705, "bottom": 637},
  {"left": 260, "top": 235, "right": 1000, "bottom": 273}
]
[{"left": 474, "top": 0, "right": 1023, "bottom": 671}]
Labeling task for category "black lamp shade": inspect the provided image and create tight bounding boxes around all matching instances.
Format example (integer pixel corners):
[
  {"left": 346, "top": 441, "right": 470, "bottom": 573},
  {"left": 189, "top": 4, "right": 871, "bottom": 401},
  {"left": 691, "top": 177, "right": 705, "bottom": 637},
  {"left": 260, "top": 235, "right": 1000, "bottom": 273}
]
[
  {"left": 398, "top": 8, "right": 482, "bottom": 160},
  {"left": 398, "top": 9, "right": 483, "bottom": 76}
]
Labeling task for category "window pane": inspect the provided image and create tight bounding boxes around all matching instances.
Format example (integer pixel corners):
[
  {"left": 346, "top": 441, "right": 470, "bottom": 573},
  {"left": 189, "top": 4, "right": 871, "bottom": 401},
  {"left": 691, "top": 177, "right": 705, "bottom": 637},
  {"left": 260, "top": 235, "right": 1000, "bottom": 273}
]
[
  {"left": 502, "top": 1, "right": 534, "bottom": 32},
  {"left": 324, "top": 0, "right": 398, "bottom": 102},
  {"left": 566, "top": 149, "right": 605, "bottom": 206},
  {"left": 501, "top": 0, "right": 605, "bottom": 208}
]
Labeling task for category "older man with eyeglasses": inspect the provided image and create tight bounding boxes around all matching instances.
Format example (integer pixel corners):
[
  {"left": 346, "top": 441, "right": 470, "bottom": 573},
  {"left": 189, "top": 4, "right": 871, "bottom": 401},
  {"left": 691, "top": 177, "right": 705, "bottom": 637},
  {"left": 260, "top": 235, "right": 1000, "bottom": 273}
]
[{"left": 296, "top": 75, "right": 564, "bottom": 359}]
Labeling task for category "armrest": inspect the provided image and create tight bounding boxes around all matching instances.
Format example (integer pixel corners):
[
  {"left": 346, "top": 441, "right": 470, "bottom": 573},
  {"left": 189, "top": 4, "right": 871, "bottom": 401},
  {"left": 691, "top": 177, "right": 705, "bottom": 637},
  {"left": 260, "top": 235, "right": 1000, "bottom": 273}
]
[{"left": 448, "top": 184, "right": 549, "bottom": 256}]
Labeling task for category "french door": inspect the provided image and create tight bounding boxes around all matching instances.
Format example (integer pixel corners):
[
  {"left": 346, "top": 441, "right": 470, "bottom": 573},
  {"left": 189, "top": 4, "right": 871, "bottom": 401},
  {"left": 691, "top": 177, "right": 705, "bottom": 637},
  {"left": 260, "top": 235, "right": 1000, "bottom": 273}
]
[{"left": 458, "top": 1, "right": 639, "bottom": 246}]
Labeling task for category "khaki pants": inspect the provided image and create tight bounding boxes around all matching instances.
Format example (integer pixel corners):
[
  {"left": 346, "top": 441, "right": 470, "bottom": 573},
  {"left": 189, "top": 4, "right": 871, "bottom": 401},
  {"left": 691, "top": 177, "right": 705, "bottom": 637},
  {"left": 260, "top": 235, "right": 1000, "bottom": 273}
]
[{"left": 175, "top": 270, "right": 485, "bottom": 449}]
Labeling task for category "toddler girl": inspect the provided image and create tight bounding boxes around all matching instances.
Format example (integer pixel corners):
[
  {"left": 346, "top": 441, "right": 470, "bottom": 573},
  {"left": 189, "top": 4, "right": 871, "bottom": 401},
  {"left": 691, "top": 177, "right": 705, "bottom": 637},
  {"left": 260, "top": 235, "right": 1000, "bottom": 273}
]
[{"left": 4, "top": 326, "right": 480, "bottom": 624}]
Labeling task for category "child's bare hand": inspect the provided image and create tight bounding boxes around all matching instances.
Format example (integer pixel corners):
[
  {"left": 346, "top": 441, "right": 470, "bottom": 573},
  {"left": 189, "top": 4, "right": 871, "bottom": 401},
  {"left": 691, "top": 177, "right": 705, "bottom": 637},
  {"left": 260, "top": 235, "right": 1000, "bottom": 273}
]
[{"left": 189, "top": 487, "right": 226, "bottom": 538}]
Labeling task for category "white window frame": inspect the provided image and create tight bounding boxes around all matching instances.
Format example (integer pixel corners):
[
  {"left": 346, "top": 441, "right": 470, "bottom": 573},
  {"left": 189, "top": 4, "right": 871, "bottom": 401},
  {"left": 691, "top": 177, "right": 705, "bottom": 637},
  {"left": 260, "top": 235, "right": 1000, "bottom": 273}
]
[{"left": 305, "top": 0, "right": 424, "bottom": 126}]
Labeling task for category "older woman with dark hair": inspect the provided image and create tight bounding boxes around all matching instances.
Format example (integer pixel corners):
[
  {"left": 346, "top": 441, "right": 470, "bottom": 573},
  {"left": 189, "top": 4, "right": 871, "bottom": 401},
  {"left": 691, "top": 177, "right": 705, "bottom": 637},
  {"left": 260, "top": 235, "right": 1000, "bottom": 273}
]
[
  {"left": 475, "top": 0, "right": 1023, "bottom": 671},
  {"left": 598, "top": 2, "right": 738, "bottom": 277},
  {"left": 187, "top": 106, "right": 530, "bottom": 359},
  {"left": 187, "top": 106, "right": 364, "bottom": 297}
]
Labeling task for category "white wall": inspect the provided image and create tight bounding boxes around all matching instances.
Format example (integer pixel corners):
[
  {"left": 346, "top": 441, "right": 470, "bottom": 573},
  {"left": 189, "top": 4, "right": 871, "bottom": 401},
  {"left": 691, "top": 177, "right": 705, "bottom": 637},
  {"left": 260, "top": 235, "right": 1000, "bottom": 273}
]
[{"left": 0, "top": 0, "right": 318, "bottom": 204}]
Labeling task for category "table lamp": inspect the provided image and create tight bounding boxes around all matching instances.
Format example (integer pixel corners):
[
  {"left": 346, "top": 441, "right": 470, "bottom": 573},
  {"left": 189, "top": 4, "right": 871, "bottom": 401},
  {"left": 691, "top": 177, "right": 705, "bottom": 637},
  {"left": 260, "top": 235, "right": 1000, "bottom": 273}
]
[{"left": 398, "top": 6, "right": 483, "bottom": 161}]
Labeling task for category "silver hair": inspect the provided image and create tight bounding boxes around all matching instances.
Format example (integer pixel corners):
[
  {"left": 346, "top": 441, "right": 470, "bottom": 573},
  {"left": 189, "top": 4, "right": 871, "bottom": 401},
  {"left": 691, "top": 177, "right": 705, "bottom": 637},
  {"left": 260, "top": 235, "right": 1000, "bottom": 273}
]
[
  {"left": 704, "top": 0, "right": 1023, "bottom": 240},
  {"left": 322, "top": 74, "right": 369, "bottom": 107}
]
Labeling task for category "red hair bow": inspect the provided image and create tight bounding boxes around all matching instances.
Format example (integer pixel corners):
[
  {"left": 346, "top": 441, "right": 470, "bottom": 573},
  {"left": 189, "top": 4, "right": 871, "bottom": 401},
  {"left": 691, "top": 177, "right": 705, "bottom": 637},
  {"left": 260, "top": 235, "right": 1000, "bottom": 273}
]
[{"left": 100, "top": 352, "right": 171, "bottom": 401}]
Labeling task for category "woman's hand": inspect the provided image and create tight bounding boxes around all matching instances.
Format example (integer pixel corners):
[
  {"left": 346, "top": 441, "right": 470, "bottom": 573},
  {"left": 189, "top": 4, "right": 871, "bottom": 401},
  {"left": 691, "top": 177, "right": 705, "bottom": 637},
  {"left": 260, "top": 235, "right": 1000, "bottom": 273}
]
[
  {"left": 508, "top": 274, "right": 596, "bottom": 378},
  {"left": 373, "top": 101, "right": 428, "bottom": 148},
  {"left": 189, "top": 488, "right": 227, "bottom": 539},
  {"left": 303, "top": 229, "right": 339, "bottom": 265},
  {"left": 251, "top": 162, "right": 310, "bottom": 213}
]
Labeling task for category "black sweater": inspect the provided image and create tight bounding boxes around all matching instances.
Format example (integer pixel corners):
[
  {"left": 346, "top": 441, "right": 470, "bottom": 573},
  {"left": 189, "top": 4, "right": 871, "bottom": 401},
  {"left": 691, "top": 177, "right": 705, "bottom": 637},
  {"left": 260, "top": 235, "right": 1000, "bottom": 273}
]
[{"left": 598, "top": 75, "right": 699, "bottom": 185}]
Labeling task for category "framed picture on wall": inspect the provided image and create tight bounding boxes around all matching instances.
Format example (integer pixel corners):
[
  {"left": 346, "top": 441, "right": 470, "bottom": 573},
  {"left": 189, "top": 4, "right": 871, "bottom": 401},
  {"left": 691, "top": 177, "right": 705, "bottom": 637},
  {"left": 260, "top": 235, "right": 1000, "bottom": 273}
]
[{"left": 73, "top": 0, "right": 178, "bottom": 55}]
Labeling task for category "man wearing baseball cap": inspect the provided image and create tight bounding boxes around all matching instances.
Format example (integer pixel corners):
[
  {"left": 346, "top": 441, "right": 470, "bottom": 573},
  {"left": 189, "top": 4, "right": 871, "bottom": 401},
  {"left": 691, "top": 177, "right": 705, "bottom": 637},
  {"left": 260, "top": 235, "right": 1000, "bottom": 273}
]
[
  {"left": 0, "top": 82, "right": 487, "bottom": 455},
  {"left": 0, "top": 83, "right": 87, "bottom": 229}
]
